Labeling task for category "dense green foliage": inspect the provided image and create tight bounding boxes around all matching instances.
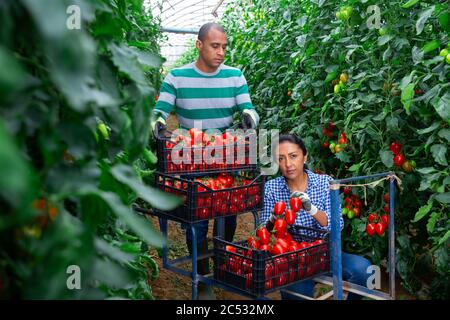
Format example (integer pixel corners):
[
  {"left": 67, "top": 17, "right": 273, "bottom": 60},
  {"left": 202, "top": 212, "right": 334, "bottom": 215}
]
[{"left": 221, "top": 0, "right": 449, "bottom": 298}]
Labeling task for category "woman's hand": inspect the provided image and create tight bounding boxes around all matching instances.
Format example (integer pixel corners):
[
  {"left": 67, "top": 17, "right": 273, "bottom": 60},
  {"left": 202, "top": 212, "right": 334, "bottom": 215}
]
[{"left": 291, "top": 191, "right": 318, "bottom": 216}]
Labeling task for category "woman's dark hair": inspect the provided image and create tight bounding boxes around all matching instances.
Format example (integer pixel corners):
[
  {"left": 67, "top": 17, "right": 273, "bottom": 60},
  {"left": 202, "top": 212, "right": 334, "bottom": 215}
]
[{"left": 279, "top": 134, "right": 308, "bottom": 156}]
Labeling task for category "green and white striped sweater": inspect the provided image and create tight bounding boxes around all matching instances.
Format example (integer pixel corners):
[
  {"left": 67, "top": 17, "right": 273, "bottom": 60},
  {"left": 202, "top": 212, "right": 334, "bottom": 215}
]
[{"left": 154, "top": 62, "right": 257, "bottom": 131}]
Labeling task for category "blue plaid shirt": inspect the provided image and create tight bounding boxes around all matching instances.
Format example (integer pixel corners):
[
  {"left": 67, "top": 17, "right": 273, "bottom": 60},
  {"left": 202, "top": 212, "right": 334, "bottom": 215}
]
[{"left": 261, "top": 169, "right": 344, "bottom": 239}]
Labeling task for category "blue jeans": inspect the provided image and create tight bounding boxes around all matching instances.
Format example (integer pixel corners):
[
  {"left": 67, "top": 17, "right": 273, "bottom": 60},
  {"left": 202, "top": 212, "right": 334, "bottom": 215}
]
[
  {"left": 281, "top": 252, "right": 372, "bottom": 300},
  {"left": 183, "top": 215, "right": 237, "bottom": 243}
]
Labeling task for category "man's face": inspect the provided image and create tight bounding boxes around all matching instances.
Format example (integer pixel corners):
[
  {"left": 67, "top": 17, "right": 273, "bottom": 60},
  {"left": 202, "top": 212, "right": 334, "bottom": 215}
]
[{"left": 196, "top": 28, "right": 227, "bottom": 70}]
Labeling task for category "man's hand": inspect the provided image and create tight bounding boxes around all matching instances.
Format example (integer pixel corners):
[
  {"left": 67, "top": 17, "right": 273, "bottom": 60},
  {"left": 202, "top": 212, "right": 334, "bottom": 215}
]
[
  {"left": 151, "top": 116, "right": 167, "bottom": 138},
  {"left": 291, "top": 191, "right": 318, "bottom": 216},
  {"left": 241, "top": 109, "right": 259, "bottom": 129}
]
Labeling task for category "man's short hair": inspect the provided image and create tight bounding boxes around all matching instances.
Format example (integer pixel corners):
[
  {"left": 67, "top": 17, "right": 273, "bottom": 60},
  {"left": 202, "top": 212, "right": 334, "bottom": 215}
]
[{"left": 198, "top": 22, "right": 226, "bottom": 41}]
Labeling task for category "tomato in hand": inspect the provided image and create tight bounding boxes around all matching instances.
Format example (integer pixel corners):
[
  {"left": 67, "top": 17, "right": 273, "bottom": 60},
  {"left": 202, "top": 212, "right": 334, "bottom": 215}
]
[{"left": 289, "top": 198, "right": 302, "bottom": 213}]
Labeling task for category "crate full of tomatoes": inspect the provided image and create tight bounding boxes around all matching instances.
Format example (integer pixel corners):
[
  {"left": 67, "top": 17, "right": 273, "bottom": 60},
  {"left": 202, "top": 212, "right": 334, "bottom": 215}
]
[
  {"left": 154, "top": 171, "right": 265, "bottom": 222},
  {"left": 213, "top": 225, "right": 329, "bottom": 297},
  {"left": 156, "top": 128, "right": 257, "bottom": 175}
]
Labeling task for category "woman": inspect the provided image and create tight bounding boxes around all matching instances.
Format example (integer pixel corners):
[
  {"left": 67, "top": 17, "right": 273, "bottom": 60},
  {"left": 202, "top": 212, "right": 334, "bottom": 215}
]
[{"left": 261, "top": 134, "right": 372, "bottom": 300}]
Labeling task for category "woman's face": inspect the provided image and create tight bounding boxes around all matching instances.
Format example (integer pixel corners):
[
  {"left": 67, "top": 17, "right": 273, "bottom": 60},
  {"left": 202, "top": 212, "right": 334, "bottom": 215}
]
[{"left": 277, "top": 141, "right": 307, "bottom": 181}]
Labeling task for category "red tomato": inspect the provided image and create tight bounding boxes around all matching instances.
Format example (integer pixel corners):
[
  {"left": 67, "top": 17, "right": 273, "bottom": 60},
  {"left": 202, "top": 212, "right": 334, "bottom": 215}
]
[
  {"left": 289, "top": 198, "right": 302, "bottom": 212},
  {"left": 276, "top": 238, "right": 290, "bottom": 250},
  {"left": 284, "top": 233, "right": 293, "bottom": 243},
  {"left": 226, "top": 245, "right": 237, "bottom": 253},
  {"left": 366, "top": 223, "right": 376, "bottom": 236},
  {"left": 247, "top": 236, "right": 259, "bottom": 249},
  {"left": 274, "top": 201, "right": 286, "bottom": 215},
  {"left": 245, "top": 273, "right": 253, "bottom": 289},
  {"left": 196, "top": 207, "right": 209, "bottom": 219},
  {"left": 343, "top": 187, "right": 352, "bottom": 195},
  {"left": 271, "top": 243, "right": 286, "bottom": 256},
  {"left": 393, "top": 153, "right": 406, "bottom": 167},
  {"left": 256, "top": 227, "right": 271, "bottom": 245},
  {"left": 389, "top": 141, "right": 402, "bottom": 155},
  {"left": 375, "top": 222, "right": 386, "bottom": 236},
  {"left": 381, "top": 215, "right": 389, "bottom": 227},
  {"left": 275, "top": 274, "right": 288, "bottom": 286},
  {"left": 368, "top": 213, "right": 377, "bottom": 223},
  {"left": 274, "top": 219, "right": 287, "bottom": 238},
  {"left": 285, "top": 209, "right": 296, "bottom": 225}
]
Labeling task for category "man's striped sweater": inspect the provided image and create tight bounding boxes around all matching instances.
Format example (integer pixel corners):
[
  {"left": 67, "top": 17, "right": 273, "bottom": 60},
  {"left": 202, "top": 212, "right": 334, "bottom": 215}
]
[{"left": 154, "top": 62, "right": 258, "bottom": 131}]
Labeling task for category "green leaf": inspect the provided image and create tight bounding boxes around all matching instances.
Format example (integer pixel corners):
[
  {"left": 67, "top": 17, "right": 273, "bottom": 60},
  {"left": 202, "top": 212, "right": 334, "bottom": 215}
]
[
  {"left": 416, "top": 167, "right": 438, "bottom": 174},
  {"left": 143, "top": 148, "right": 158, "bottom": 165},
  {"left": 380, "top": 150, "right": 394, "bottom": 168},
  {"left": 434, "top": 192, "right": 450, "bottom": 204},
  {"left": 438, "top": 129, "right": 450, "bottom": 143},
  {"left": 110, "top": 164, "right": 181, "bottom": 211},
  {"left": 95, "top": 238, "right": 135, "bottom": 265},
  {"left": 421, "top": 40, "right": 440, "bottom": 54},
  {"left": 0, "top": 120, "right": 36, "bottom": 215},
  {"left": 438, "top": 230, "right": 450, "bottom": 246},
  {"left": 134, "top": 50, "right": 162, "bottom": 69},
  {"left": 96, "top": 191, "right": 166, "bottom": 248},
  {"left": 324, "top": 71, "right": 337, "bottom": 83},
  {"left": 412, "top": 199, "right": 433, "bottom": 223},
  {"left": 378, "top": 35, "right": 393, "bottom": 46},
  {"left": 348, "top": 163, "right": 361, "bottom": 172},
  {"left": 416, "top": 6, "right": 435, "bottom": 35},
  {"left": 92, "top": 257, "right": 135, "bottom": 288},
  {"left": 412, "top": 46, "right": 424, "bottom": 64},
  {"left": 426, "top": 211, "right": 440, "bottom": 234},
  {"left": 417, "top": 122, "right": 440, "bottom": 135},
  {"left": 296, "top": 35, "right": 307, "bottom": 48},
  {"left": 46, "top": 162, "right": 100, "bottom": 196},
  {"left": 0, "top": 46, "right": 26, "bottom": 97},
  {"left": 141, "top": 254, "right": 159, "bottom": 280},
  {"left": 438, "top": 11, "right": 450, "bottom": 32},
  {"left": 401, "top": 0, "right": 420, "bottom": 9},
  {"left": 108, "top": 43, "right": 152, "bottom": 94},
  {"left": 335, "top": 152, "right": 351, "bottom": 163},
  {"left": 401, "top": 83, "right": 415, "bottom": 115},
  {"left": 430, "top": 144, "right": 448, "bottom": 166},
  {"left": 431, "top": 93, "right": 450, "bottom": 122}
]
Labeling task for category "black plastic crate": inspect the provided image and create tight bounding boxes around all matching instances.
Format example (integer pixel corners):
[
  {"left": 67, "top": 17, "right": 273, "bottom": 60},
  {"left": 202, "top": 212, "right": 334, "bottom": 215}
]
[
  {"left": 156, "top": 130, "right": 257, "bottom": 175},
  {"left": 213, "top": 226, "right": 330, "bottom": 298},
  {"left": 154, "top": 171, "right": 265, "bottom": 222}
]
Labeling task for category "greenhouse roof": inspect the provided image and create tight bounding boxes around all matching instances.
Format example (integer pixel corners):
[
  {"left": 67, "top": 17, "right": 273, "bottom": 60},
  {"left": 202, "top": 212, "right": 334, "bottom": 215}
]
[{"left": 146, "top": 0, "right": 233, "bottom": 67}]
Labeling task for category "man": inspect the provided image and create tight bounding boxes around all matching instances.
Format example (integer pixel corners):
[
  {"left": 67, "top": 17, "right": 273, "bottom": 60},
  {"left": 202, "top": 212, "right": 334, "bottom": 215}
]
[{"left": 151, "top": 22, "right": 260, "bottom": 299}]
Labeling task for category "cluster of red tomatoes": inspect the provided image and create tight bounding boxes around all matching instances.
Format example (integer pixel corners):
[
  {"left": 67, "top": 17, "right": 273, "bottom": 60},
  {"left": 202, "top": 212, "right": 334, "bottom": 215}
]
[
  {"left": 341, "top": 187, "right": 363, "bottom": 219},
  {"left": 366, "top": 194, "right": 390, "bottom": 237},
  {"left": 322, "top": 121, "right": 347, "bottom": 154},
  {"left": 161, "top": 173, "right": 261, "bottom": 219},
  {"left": 389, "top": 141, "right": 415, "bottom": 173},
  {"left": 163, "top": 129, "right": 253, "bottom": 173},
  {"left": 218, "top": 200, "right": 328, "bottom": 290}
]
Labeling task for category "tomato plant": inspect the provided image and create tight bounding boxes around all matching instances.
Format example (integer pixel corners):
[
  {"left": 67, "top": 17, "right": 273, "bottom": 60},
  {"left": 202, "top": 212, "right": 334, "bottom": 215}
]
[{"left": 222, "top": 0, "right": 450, "bottom": 298}]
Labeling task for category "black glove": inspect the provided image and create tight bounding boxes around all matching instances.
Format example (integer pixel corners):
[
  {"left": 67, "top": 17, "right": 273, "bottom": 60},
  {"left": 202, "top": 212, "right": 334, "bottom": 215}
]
[
  {"left": 241, "top": 109, "right": 259, "bottom": 129},
  {"left": 151, "top": 116, "right": 167, "bottom": 139}
]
